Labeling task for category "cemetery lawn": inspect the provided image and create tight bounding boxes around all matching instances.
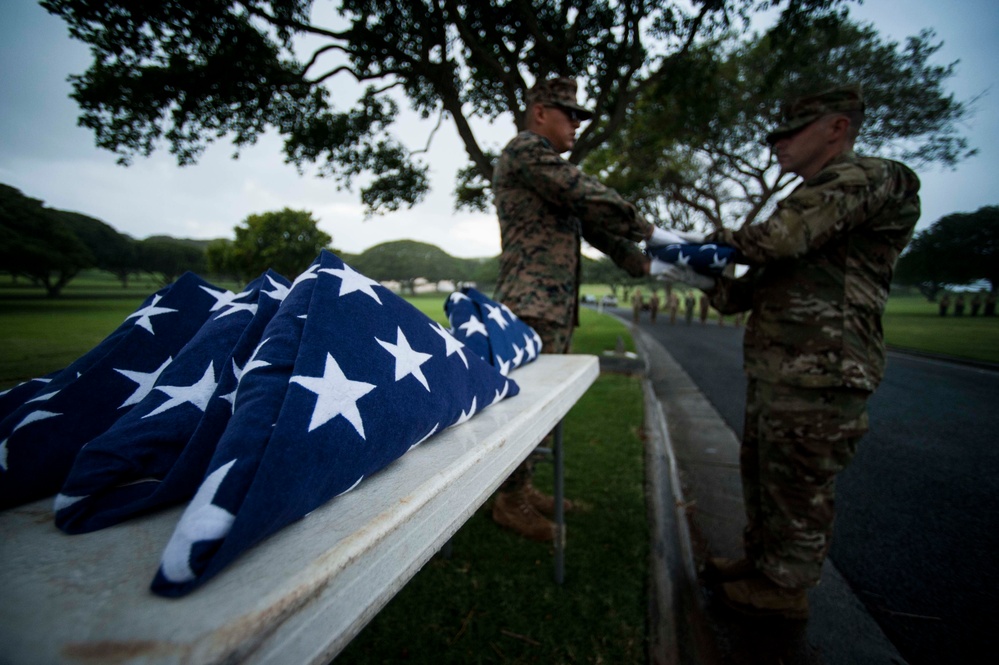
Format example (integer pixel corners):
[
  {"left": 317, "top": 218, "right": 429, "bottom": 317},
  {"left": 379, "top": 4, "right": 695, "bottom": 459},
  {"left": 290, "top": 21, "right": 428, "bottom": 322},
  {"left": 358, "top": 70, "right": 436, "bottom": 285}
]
[{"left": 882, "top": 294, "right": 999, "bottom": 363}]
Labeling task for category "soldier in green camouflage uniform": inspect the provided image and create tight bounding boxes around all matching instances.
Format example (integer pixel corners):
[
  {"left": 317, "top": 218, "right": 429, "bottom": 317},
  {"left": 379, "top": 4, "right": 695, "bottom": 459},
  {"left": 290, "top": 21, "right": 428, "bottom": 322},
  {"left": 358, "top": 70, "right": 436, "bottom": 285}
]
[
  {"left": 491, "top": 77, "right": 655, "bottom": 541},
  {"left": 655, "top": 85, "right": 921, "bottom": 618}
]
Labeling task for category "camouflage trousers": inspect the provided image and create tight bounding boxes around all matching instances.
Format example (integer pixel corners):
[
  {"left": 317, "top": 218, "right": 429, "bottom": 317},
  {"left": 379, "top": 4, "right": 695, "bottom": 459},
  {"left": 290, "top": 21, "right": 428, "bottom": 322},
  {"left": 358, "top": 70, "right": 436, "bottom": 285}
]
[
  {"left": 499, "top": 316, "right": 572, "bottom": 492},
  {"left": 741, "top": 378, "right": 870, "bottom": 589}
]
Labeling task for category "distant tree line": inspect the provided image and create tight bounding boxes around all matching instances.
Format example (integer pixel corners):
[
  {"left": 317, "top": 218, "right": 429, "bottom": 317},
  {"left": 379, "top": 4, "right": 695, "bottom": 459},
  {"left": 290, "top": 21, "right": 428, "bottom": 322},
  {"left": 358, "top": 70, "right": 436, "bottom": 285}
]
[
  {"left": 6, "top": 182, "right": 992, "bottom": 302},
  {"left": 0, "top": 183, "right": 501, "bottom": 297},
  {"left": 208, "top": 230, "right": 502, "bottom": 294},
  {"left": 1, "top": 184, "right": 208, "bottom": 296},
  {"left": 894, "top": 205, "right": 998, "bottom": 300}
]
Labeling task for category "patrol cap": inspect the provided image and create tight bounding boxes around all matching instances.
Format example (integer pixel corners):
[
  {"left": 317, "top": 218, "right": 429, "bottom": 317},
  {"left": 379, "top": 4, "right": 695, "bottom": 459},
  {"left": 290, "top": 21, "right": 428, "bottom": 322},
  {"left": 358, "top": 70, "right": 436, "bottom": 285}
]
[
  {"left": 526, "top": 77, "right": 595, "bottom": 121},
  {"left": 766, "top": 84, "right": 865, "bottom": 145}
]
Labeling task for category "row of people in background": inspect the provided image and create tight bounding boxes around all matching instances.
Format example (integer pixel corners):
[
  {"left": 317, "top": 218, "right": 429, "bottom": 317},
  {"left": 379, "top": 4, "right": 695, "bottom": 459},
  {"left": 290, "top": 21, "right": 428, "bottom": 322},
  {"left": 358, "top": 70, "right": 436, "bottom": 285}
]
[
  {"left": 938, "top": 292, "right": 996, "bottom": 317},
  {"left": 626, "top": 287, "right": 744, "bottom": 327},
  {"left": 623, "top": 286, "right": 998, "bottom": 321}
]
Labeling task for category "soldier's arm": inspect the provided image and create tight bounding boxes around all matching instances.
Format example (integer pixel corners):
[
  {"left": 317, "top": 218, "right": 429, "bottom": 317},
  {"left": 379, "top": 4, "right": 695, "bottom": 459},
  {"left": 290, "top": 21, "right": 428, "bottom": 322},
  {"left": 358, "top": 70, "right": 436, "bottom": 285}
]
[
  {"left": 582, "top": 224, "right": 649, "bottom": 277},
  {"left": 525, "top": 147, "right": 651, "bottom": 242},
  {"left": 706, "top": 161, "right": 883, "bottom": 264}
]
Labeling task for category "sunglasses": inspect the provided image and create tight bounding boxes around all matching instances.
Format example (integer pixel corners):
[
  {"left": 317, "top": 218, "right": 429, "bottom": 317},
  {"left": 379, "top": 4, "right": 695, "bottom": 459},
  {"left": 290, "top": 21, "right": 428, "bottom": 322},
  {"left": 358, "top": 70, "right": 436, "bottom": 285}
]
[{"left": 548, "top": 105, "right": 583, "bottom": 123}]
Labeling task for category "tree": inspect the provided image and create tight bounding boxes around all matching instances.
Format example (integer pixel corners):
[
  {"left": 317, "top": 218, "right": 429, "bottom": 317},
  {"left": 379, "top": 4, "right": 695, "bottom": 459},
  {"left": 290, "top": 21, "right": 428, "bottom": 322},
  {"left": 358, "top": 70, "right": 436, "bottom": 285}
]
[
  {"left": 55, "top": 210, "right": 140, "bottom": 287},
  {"left": 466, "top": 256, "right": 499, "bottom": 290},
  {"left": 588, "top": 15, "right": 976, "bottom": 232},
  {"left": 896, "top": 206, "right": 999, "bottom": 297},
  {"left": 582, "top": 255, "right": 638, "bottom": 299},
  {"left": 206, "top": 239, "right": 239, "bottom": 281},
  {"left": 138, "top": 236, "right": 207, "bottom": 285},
  {"left": 935, "top": 206, "right": 999, "bottom": 292},
  {"left": 893, "top": 234, "right": 949, "bottom": 301},
  {"left": 0, "top": 184, "right": 95, "bottom": 297},
  {"left": 222, "top": 208, "right": 332, "bottom": 281},
  {"left": 43, "top": 0, "right": 853, "bottom": 216}
]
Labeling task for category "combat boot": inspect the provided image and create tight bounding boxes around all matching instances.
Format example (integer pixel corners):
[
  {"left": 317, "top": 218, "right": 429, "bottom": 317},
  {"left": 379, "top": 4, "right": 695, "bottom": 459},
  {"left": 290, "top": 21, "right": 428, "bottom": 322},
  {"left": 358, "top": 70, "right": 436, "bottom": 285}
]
[
  {"left": 523, "top": 482, "right": 574, "bottom": 518},
  {"left": 492, "top": 488, "right": 556, "bottom": 542},
  {"left": 720, "top": 573, "right": 810, "bottom": 620},
  {"left": 700, "top": 556, "right": 756, "bottom": 585}
]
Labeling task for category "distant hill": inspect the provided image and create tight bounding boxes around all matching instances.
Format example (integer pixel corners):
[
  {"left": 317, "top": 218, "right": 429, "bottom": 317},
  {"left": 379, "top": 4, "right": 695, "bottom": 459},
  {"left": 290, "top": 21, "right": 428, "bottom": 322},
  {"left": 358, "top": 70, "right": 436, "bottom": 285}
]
[
  {"left": 142, "top": 235, "right": 224, "bottom": 251},
  {"left": 348, "top": 239, "right": 497, "bottom": 285}
]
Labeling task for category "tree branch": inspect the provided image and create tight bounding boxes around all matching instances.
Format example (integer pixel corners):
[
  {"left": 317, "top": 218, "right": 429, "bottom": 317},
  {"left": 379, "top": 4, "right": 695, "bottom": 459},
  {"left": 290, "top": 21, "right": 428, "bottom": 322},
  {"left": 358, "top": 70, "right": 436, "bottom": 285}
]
[
  {"left": 243, "top": 3, "right": 350, "bottom": 42},
  {"left": 307, "top": 64, "right": 361, "bottom": 86},
  {"left": 412, "top": 107, "right": 446, "bottom": 156},
  {"left": 442, "top": 0, "right": 527, "bottom": 128},
  {"left": 510, "top": 0, "right": 566, "bottom": 69},
  {"left": 300, "top": 44, "right": 347, "bottom": 77}
]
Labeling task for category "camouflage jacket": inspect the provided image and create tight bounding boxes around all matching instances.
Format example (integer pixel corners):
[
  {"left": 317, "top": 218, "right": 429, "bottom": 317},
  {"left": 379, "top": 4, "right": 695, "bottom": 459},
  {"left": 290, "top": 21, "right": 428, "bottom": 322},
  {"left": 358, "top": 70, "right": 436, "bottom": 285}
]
[
  {"left": 493, "top": 131, "right": 651, "bottom": 325},
  {"left": 706, "top": 151, "right": 921, "bottom": 391}
]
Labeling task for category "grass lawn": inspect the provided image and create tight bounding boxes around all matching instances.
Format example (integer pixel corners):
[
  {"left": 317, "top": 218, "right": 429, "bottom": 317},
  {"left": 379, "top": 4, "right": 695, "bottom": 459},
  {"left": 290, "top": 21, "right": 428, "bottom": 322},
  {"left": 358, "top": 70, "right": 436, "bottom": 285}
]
[
  {"left": 0, "top": 272, "right": 240, "bottom": 387},
  {"left": 0, "top": 298, "right": 146, "bottom": 385},
  {"left": 883, "top": 294, "right": 999, "bottom": 363},
  {"left": 578, "top": 283, "right": 999, "bottom": 365}
]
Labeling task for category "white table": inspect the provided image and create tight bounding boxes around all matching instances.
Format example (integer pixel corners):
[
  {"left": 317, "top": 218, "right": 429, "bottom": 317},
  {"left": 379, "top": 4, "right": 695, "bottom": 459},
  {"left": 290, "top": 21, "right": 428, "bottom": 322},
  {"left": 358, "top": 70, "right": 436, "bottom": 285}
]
[{"left": 0, "top": 354, "right": 599, "bottom": 665}]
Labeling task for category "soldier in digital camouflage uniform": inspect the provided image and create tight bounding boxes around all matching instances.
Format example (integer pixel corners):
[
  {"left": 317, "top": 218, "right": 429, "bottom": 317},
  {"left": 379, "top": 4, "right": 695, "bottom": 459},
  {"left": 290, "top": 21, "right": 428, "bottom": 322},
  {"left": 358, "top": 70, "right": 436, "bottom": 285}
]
[
  {"left": 654, "top": 84, "right": 921, "bottom": 618},
  {"left": 491, "top": 77, "right": 659, "bottom": 541}
]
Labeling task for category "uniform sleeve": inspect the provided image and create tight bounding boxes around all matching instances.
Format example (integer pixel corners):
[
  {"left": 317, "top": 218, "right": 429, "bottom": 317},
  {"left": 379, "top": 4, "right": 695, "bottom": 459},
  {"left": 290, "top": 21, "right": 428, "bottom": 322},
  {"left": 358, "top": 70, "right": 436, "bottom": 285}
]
[
  {"left": 707, "top": 161, "right": 885, "bottom": 264},
  {"left": 582, "top": 223, "right": 649, "bottom": 277},
  {"left": 522, "top": 144, "right": 652, "bottom": 243}
]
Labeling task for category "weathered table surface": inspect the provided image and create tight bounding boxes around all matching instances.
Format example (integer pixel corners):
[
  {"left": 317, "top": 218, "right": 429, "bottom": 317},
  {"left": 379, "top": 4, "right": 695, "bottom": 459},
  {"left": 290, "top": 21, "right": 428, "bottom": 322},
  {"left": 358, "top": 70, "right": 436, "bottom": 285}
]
[{"left": 0, "top": 354, "right": 599, "bottom": 665}]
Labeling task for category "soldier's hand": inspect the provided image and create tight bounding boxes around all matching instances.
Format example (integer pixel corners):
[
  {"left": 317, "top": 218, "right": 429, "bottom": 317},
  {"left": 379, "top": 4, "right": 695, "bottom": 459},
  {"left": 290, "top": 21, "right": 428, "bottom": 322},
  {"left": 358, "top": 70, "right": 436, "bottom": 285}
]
[
  {"left": 646, "top": 227, "right": 686, "bottom": 247},
  {"left": 673, "top": 229, "right": 706, "bottom": 243},
  {"left": 649, "top": 259, "right": 715, "bottom": 290},
  {"left": 646, "top": 226, "right": 707, "bottom": 246}
]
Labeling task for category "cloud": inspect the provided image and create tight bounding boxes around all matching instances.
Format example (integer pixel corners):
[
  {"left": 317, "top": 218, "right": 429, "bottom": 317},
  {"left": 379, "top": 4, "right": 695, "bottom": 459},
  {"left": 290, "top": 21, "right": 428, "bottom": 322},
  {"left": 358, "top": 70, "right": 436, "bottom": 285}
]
[{"left": 447, "top": 216, "right": 503, "bottom": 256}]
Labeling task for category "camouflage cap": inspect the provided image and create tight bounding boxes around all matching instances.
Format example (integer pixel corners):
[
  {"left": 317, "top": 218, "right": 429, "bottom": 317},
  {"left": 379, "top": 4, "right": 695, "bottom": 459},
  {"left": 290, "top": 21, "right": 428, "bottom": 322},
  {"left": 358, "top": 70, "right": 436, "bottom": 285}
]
[
  {"left": 526, "top": 77, "right": 595, "bottom": 121},
  {"left": 765, "top": 84, "right": 865, "bottom": 145}
]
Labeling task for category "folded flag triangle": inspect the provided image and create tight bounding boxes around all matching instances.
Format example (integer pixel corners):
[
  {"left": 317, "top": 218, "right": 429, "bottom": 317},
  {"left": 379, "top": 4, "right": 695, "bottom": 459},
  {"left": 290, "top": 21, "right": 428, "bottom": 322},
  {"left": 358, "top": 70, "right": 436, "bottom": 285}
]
[
  {"left": 444, "top": 287, "right": 542, "bottom": 375},
  {"left": 0, "top": 272, "right": 222, "bottom": 509},
  {"left": 152, "top": 251, "right": 518, "bottom": 596},
  {"left": 53, "top": 271, "right": 291, "bottom": 534},
  {"left": 645, "top": 243, "right": 743, "bottom": 276}
]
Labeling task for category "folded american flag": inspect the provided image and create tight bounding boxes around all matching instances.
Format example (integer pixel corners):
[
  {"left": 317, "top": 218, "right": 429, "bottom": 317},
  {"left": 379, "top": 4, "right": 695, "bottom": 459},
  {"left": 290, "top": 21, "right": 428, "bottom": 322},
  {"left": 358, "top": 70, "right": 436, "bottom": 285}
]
[
  {"left": 645, "top": 243, "right": 743, "bottom": 276},
  {"left": 444, "top": 287, "right": 542, "bottom": 375},
  {"left": 54, "top": 271, "right": 291, "bottom": 534},
  {"left": 151, "top": 251, "right": 518, "bottom": 596},
  {"left": 0, "top": 272, "right": 222, "bottom": 509},
  {"left": 0, "top": 372, "right": 59, "bottom": 424}
]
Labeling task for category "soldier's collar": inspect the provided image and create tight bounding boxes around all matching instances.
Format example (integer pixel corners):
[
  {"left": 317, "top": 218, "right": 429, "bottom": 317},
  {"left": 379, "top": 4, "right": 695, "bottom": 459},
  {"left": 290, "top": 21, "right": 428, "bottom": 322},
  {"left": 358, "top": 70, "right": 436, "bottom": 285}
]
[{"left": 527, "top": 130, "right": 555, "bottom": 151}]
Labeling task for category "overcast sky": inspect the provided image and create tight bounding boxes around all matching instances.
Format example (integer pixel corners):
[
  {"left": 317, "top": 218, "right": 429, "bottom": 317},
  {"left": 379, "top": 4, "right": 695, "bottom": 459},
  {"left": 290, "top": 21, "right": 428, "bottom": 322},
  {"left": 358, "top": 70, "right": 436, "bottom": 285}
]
[{"left": 1, "top": 1, "right": 996, "bottom": 259}]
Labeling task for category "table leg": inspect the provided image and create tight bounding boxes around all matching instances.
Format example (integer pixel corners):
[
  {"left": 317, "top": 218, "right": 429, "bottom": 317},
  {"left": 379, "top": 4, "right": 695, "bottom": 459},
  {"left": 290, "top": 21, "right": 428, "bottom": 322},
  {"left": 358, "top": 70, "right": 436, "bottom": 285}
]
[{"left": 553, "top": 419, "right": 565, "bottom": 584}]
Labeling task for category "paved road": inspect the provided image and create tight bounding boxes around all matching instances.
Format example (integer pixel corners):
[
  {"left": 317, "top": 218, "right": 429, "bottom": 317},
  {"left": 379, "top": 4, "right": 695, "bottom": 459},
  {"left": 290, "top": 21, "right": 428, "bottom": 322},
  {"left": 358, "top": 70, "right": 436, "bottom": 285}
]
[{"left": 626, "top": 311, "right": 999, "bottom": 664}]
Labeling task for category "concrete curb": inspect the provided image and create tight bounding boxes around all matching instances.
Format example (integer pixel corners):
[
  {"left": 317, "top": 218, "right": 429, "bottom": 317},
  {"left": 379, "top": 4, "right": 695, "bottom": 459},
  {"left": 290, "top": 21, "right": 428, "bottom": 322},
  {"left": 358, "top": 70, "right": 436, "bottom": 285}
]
[
  {"left": 634, "top": 327, "right": 717, "bottom": 665},
  {"left": 887, "top": 345, "right": 999, "bottom": 372}
]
